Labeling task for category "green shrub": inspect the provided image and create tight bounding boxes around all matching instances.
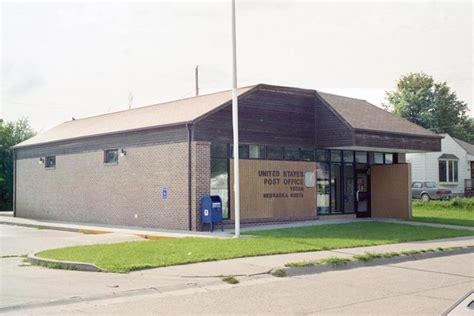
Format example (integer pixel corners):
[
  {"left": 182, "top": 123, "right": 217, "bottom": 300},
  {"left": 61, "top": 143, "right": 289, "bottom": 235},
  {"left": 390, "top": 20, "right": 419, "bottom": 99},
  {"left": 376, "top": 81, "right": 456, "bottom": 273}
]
[{"left": 413, "top": 197, "right": 474, "bottom": 210}]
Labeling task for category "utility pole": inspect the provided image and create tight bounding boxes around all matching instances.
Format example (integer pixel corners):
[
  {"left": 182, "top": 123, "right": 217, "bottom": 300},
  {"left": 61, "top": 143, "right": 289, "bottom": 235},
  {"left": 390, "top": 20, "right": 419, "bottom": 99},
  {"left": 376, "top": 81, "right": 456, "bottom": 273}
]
[
  {"left": 128, "top": 91, "right": 134, "bottom": 110},
  {"left": 195, "top": 65, "right": 199, "bottom": 96},
  {"left": 231, "top": 0, "right": 240, "bottom": 238}
]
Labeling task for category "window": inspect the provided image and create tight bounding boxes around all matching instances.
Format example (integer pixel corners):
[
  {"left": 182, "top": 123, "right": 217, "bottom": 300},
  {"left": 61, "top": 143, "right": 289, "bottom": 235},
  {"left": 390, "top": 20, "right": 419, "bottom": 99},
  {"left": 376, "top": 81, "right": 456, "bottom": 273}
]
[
  {"left": 211, "top": 143, "right": 228, "bottom": 158},
  {"left": 343, "top": 164, "right": 355, "bottom": 213},
  {"left": 315, "top": 150, "right": 329, "bottom": 162},
  {"left": 384, "top": 153, "right": 393, "bottom": 164},
  {"left": 104, "top": 149, "right": 118, "bottom": 164},
  {"left": 374, "top": 152, "right": 384, "bottom": 164},
  {"left": 439, "top": 159, "right": 458, "bottom": 183},
  {"left": 439, "top": 160, "right": 447, "bottom": 182},
  {"left": 45, "top": 156, "right": 56, "bottom": 168},
  {"left": 211, "top": 158, "right": 229, "bottom": 219},
  {"left": 316, "top": 162, "right": 330, "bottom": 215},
  {"left": 330, "top": 163, "right": 342, "bottom": 213},
  {"left": 454, "top": 161, "right": 458, "bottom": 182},
  {"left": 230, "top": 144, "right": 249, "bottom": 159},
  {"left": 285, "top": 148, "right": 300, "bottom": 161},
  {"left": 249, "top": 145, "right": 265, "bottom": 159},
  {"left": 343, "top": 151, "right": 354, "bottom": 163},
  {"left": 412, "top": 182, "right": 422, "bottom": 189},
  {"left": 266, "top": 146, "right": 283, "bottom": 160},
  {"left": 330, "top": 150, "right": 341, "bottom": 162},
  {"left": 300, "top": 149, "right": 315, "bottom": 162},
  {"left": 355, "top": 152, "right": 368, "bottom": 164},
  {"left": 424, "top": 182, "right": 436, "bottom": 188}
]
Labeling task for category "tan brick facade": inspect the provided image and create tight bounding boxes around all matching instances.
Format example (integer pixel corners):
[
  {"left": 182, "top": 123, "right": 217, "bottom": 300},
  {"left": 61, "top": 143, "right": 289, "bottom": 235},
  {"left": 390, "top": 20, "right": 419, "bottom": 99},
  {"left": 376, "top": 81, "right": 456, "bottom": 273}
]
[
  {"left": 15, "top": 142, "right": 211, "bottom": 230},
  {"left": 191, "top": 141, "right": 211, "bottom": 230}
]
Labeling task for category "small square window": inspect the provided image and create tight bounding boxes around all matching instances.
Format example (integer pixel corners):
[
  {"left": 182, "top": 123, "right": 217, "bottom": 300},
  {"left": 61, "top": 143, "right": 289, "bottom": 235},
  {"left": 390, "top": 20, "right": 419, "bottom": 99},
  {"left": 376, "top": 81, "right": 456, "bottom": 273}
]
[
  {"left": 301, "top": 149, "right": 315, "bottom": 161},
  {"left": 330, "top": 150, "right": 342, "bottom": 162},
  {"left": 385, "top": 153, "right": 393, "bottom": 164},
  {"left": 249, "top": 145, "right": 266, "bottom": 159},
  {"left": 266, "top": 146, "right": 283, "bottom": 160},
  {"left": 315, "top": 150, "right": 329, "bottom": 162},
  {"left": 230, "top": 144, "right": 249, "bottom": 159},
  {"left": 211, "top": 143, "right": 228, "bottom": 158},
  {"left": 285, "top": 148, "right": 300, "bottom": 161},
  {"left": 343, "top": 151, "right": 354, "bottom": 163},
  {"left": 45, "top": 156, "right": 56, "bottom": 168},
  {"left": 355, "top": 152, "right": 368, "bottom": 164},
  {"left": 104, "top": 149, "right": 118, "bottom": 164},
  {"left": 374, "top": 152, "right": 384, "bottom": 164}
]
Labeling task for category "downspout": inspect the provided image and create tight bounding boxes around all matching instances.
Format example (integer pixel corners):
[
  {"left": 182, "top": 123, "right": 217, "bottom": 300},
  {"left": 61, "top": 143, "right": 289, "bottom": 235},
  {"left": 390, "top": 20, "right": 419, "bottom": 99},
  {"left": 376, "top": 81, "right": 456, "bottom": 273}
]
[
  {"left": 12, "top": 149, "right": 17, "bottom": 217},
  {"left": 186, "top": 123, "right": 193, "bottom": 231}
]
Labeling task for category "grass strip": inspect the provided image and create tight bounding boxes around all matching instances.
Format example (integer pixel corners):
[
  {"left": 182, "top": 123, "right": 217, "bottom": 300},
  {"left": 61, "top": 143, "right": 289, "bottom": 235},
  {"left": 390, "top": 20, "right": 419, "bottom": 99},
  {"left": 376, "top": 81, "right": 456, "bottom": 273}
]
[
  {"left": 285, "top": 246, "right": 462, "bottom": 268},
  {"left": 412, "top": 198, "right": 474, "bottom": 227},
  {"left": 36, "top": 222, "right": 474, "bottom": 273}
]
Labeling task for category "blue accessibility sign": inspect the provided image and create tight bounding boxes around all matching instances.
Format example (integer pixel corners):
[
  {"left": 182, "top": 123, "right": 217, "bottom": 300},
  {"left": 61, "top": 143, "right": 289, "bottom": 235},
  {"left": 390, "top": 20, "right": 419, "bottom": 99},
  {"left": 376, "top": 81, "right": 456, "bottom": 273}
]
[{"left": 162, "top": 187, "right": 168, "bottom": 200}]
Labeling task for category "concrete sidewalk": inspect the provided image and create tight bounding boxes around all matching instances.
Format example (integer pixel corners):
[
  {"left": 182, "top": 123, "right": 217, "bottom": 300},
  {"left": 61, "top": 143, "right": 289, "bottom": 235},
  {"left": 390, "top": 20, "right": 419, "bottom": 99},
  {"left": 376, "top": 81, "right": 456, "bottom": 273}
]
[
  {"left": 2, "top": 213, "right": 472, "bottom": 240},
  {"left": 146, "top": 235, "right": 474, "bottom": 278},
  {"left": 0, "top": 214, "right": 233, "bottom": 239}
]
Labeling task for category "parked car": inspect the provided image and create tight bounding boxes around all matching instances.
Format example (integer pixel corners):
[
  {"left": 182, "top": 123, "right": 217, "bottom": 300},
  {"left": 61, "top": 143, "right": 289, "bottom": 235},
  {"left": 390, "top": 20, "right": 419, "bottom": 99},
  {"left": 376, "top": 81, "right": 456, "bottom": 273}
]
[{"left": 411, "top": 181, "right": 452, "bottom": 201}]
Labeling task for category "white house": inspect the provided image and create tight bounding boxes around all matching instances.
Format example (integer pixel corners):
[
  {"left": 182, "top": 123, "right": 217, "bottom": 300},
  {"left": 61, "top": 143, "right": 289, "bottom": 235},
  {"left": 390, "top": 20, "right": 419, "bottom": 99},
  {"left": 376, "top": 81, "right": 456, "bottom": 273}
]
[{"left": 407, "top": 134, "right": 474, "bottom": 195}]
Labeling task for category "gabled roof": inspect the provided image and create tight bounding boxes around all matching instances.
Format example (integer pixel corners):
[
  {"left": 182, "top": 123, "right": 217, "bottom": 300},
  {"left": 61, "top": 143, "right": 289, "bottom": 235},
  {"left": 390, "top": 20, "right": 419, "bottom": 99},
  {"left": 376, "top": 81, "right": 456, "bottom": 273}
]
[
  {"left": 452, "top": 137, "right": 474, "bottom": 155},
  {"left": 15, "top": 86, "right": 256, "bottom": 148},
  {"left": 317, "top": 92, "right": 439, "bottom": 137},
  {"left": 15, "top": 83, "right": 440, "bottom": 149}
]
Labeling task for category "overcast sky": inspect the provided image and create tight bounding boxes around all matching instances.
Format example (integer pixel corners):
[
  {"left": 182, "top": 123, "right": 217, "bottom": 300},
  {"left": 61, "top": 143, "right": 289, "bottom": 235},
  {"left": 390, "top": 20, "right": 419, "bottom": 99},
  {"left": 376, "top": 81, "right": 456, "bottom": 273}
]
[{"left": 1, "top": 1, "right": 472, "bottom": 132}]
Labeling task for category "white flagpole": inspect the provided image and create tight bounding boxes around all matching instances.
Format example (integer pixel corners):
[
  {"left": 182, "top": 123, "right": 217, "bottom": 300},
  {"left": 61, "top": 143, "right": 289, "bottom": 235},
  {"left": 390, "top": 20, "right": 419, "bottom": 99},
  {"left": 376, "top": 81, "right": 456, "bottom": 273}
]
[{"left": 231, "top": 0, "right": 240, "bottom": 238}]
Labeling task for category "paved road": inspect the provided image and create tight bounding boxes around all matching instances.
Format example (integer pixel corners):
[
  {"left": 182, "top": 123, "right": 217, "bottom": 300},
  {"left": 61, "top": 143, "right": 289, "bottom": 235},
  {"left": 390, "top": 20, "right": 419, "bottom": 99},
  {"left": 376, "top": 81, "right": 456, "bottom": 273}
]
[{"left": 3, "top": 253, "right": 473, "bottom": 315}]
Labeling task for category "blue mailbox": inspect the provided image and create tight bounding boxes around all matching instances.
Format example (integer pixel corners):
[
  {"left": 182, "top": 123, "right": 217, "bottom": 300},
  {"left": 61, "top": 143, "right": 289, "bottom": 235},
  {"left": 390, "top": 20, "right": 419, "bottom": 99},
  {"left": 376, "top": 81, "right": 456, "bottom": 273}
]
[{"left": 201, "top": 195, "right": 223, "bottom": 232}]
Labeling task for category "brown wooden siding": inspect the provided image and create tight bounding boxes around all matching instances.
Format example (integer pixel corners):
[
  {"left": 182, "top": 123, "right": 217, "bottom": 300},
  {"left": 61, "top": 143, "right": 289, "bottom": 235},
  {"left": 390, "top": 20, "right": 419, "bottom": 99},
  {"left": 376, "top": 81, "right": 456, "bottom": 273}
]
[
  {"left": 371, "top": 164, "right": 412, "bottom": 219},
  {"left": 229, "top": 159, "right": 317, "bottom": 220},
  {"left": 354, "top": 130, "right": 441, "bottom": 152},
  {"left": 314, "top": 96, "right": 354, "bottom": 148},
  {"left": 194, "top": 87, "right": 316, "bottom": 147}
]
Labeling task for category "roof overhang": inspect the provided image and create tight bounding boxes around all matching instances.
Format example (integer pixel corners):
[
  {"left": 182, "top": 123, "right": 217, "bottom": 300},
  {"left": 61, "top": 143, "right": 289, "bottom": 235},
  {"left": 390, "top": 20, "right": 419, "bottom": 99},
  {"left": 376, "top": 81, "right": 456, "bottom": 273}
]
[
  {"left": 352, "top": 129, "right": 442, "bottom": 153},
  {"left": 326, "top": 146, "right": 430, "bottom": 154}
]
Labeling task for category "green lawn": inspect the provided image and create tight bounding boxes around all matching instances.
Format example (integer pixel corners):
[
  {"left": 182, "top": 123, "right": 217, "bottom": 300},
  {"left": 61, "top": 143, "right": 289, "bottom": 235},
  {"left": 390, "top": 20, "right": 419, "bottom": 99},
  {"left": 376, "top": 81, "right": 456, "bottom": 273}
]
[
  {"left": 37, "top": 222, "right": 474, "bottom": 273},
  {"left": 412, "top": 198, "right": 474, "bottom": 227}
]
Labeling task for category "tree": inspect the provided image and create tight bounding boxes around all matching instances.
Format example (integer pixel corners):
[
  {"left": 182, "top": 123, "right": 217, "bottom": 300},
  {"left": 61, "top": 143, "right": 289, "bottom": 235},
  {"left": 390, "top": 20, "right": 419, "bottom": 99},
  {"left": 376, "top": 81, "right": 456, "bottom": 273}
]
[
  {"left": 0, "top": 118, "right": 36, "bottom": 211},
  {"left": 385, "top": 73, "right": 473, "bottom": 143}
]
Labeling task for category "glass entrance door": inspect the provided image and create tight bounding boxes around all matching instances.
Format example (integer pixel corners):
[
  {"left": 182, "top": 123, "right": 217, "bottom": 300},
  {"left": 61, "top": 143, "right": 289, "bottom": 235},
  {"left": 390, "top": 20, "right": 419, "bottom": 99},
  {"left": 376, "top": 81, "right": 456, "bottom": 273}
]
[{"left": 356, "top": 171, "right": 370, "bottom": 217}]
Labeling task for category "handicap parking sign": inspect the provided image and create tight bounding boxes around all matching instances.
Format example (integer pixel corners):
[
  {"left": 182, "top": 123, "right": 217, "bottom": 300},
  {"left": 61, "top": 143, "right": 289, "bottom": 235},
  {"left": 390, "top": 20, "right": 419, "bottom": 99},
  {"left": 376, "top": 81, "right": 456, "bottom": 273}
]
[{"left": 162, "top": 187, "right": 168, "bottom": 200}]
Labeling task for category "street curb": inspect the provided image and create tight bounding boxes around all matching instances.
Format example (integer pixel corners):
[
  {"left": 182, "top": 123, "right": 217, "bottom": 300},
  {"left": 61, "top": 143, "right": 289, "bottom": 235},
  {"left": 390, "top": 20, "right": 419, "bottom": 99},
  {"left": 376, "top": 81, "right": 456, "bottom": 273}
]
[
  {"left": 273, "top": 246, "right": 474, "bottom": 277},
  {"left": 27, "top": 253, "right": 103, "bottom": 272}
]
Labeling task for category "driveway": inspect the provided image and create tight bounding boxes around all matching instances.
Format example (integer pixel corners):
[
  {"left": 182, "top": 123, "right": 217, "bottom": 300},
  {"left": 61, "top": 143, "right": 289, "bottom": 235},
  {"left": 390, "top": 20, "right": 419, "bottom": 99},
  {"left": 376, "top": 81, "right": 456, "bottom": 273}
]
[
  {"left": 0, "top": 225, "right": 218, "bottom": 310},
  {"left": 0, "top": 224, "right": 144, "bottom": 256}
]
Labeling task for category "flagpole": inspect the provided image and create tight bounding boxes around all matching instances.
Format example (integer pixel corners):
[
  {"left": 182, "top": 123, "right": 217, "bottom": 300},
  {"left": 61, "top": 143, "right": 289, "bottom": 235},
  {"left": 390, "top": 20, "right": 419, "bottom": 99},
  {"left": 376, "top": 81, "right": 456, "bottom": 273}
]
[{"left": 231, "top": 0, "right": 240, "bottom": 238}]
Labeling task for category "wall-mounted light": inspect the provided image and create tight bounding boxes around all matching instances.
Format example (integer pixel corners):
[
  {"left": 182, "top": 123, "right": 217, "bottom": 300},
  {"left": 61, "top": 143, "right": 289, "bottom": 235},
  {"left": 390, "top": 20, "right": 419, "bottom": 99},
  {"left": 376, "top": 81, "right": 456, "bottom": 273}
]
[
  {"left": 39, "top": 157, "right": 45, "bottom": 164},
  {"left": 120, "top": 148, "right": 127, "bottom": 157}
]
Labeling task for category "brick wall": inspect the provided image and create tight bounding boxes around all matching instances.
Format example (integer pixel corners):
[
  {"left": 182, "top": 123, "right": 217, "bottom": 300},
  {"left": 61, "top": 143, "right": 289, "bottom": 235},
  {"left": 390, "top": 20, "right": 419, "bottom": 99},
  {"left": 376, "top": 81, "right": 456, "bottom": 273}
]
[
  {"left": 15, "top": 142, "right": 193, "bottom": 230},
  {"left": 191, "top": 141, "right": 211, "bottom": 230}
]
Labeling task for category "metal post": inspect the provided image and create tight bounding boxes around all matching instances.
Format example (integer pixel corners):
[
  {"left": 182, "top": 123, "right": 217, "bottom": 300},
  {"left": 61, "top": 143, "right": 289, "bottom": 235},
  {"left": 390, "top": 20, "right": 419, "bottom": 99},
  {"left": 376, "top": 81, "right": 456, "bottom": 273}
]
[
  {"left": 195, "top": 65, "right": 199, "bottom": 96},
  {"left": 231, "top": 0, "right": 240, "bottom": 238}
]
